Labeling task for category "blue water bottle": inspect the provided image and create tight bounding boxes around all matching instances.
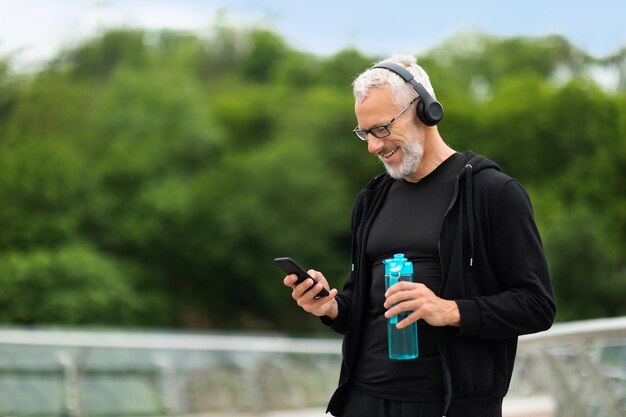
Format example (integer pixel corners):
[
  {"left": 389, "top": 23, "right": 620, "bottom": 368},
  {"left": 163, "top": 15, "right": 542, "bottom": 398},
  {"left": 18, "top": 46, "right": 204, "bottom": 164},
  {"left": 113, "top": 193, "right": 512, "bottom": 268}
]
[{"left": 383, "top": 253, "right": 419, "bottom": 360}]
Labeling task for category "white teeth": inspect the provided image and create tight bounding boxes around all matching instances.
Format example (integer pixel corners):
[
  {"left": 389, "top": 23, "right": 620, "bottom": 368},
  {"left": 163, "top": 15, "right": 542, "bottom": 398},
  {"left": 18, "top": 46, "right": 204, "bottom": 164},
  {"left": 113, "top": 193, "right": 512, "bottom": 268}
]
[{"left": 381, "top": 147, "right": 398, "bottom": 159}]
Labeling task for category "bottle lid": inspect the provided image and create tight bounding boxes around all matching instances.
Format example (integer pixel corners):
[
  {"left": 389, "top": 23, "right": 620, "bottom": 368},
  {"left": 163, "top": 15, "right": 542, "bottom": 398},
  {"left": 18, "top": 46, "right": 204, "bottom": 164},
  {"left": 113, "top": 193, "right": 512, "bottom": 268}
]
[{"left": 383, "top": 253, "right": 413, "bottom": 275}]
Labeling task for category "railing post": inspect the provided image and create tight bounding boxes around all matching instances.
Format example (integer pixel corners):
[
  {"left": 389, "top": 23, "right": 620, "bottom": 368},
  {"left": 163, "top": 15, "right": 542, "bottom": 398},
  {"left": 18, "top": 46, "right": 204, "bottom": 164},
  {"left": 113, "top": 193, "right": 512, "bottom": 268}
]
[
  {"left": 156, "top": 356, "right": 182, "bottom": 415},
  {"left": 575, "top": 346, "right": 624, "bottom": 417},
  {"left": 540, "top": 348, "right": 585, "bottom": 417},
  {"left": 58, "top": 352, "right": 82, "bottom": 417},
  {"left": 241, "top": 351, "right": 265, "bottom": 412}
]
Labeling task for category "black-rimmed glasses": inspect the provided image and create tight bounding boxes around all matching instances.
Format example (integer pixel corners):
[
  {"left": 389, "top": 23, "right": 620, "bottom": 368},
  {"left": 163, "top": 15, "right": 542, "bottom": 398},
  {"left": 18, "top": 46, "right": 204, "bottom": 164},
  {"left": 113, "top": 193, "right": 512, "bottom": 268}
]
[{"left": 352, "top": 97, "right": 418, "bottom": 141}]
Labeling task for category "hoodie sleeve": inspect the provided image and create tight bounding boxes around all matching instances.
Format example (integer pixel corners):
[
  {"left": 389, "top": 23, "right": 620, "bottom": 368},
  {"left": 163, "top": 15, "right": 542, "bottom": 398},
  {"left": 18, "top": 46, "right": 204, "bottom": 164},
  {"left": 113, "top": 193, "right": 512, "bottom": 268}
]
[
  {"left": 320, "top": 272, "right": 353, "bottom": 334},
  {"left": 319, "top": 187, "right": 368, "bottom": 334},
  {"left": 457, "top": 180, "right": 556, "bottom": 339}
]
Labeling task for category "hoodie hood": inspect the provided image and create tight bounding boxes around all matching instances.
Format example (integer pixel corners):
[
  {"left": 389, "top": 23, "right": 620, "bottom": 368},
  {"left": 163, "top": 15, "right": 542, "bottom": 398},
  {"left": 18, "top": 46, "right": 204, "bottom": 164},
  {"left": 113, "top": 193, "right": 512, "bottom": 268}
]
[
  {"left": 457, "top": 152, "right": 502, "bottom": 267},
  {"left": 460, "top": 151, "right": 502, "bottom": 175}
]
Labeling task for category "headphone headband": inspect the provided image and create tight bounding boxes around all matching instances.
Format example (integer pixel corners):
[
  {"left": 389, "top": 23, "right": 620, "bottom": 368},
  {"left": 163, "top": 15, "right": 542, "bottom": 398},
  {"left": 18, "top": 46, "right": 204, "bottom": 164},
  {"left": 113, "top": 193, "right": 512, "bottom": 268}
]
[{"left": 371, "top": 62, "right": 444, "bottom": 126}]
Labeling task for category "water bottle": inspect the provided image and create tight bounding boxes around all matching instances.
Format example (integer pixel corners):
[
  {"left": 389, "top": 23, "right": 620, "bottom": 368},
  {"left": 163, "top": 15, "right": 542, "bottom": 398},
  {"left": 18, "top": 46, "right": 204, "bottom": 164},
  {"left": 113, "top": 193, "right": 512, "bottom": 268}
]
[{"left": 383, "top": 253, "right": 419, "bottom": 360}]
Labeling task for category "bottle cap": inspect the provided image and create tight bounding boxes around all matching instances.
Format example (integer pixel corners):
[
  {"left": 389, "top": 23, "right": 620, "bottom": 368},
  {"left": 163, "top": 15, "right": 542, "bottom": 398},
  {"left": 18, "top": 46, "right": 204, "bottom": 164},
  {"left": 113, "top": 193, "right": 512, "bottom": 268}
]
[{"left": 383, "top": 253, "right": 413, "bottom": 275}]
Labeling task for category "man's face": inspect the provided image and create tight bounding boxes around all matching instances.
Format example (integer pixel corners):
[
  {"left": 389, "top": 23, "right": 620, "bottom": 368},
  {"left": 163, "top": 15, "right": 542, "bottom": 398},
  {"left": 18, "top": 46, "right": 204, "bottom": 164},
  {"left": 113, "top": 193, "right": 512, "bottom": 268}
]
[{"left": 354, "top": 87, "right": 424, "bottom": 181}]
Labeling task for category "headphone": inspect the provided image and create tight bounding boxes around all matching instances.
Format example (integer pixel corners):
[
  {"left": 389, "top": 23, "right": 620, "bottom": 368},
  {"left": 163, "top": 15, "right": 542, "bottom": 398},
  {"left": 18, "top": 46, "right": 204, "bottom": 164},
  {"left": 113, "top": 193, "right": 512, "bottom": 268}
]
[{"left": 372, "top": 62, "right": 444, "bottom": 126}]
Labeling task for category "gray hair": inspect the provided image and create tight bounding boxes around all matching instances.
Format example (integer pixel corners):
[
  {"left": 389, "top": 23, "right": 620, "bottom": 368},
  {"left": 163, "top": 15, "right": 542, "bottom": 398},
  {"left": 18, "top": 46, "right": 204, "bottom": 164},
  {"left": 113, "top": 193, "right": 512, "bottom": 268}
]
[{"left": 352, "top": 55, "right": 437, "bottom": 107}]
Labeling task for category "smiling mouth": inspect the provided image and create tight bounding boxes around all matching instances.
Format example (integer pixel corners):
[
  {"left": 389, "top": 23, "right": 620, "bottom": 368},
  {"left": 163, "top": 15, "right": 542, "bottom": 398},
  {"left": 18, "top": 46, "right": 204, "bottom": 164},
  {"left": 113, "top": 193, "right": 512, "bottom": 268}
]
[{"left": 379, "top": 146, "right": 399, "bottom": 160}]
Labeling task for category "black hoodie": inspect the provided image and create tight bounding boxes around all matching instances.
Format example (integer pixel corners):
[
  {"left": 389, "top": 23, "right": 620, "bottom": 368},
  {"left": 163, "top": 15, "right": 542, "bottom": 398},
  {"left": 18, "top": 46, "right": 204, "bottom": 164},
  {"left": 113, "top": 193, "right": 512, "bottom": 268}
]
[{"left": 322, "top": 152, "right": 556, "bottom": 417}]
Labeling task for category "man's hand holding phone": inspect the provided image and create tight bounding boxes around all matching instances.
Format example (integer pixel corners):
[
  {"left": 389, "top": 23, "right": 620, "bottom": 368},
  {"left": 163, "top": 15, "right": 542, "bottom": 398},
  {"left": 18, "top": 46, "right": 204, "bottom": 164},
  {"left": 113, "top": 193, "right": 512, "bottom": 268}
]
[{"left": 276, "top": 257, "right": 339, "bottom": 319}]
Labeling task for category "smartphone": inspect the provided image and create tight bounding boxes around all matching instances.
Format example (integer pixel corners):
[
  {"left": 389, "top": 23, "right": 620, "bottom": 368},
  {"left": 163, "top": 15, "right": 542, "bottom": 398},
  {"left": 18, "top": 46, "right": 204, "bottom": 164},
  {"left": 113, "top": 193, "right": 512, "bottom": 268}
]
[{"left": 274, "top": 257, "right": 329, "bottom": 298}]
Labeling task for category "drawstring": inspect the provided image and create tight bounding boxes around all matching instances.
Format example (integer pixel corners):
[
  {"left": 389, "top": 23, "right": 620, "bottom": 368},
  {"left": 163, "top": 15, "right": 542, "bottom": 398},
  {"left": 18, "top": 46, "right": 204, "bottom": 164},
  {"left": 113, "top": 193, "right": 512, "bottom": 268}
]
[{"left": 464, "top": 164, "right": 475, "bottom": 267}]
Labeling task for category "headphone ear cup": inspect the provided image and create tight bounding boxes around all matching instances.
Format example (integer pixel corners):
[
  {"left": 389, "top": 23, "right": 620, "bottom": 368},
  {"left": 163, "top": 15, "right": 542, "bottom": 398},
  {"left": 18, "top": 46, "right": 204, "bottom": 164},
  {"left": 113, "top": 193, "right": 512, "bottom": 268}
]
[
  {"left": 426, "top": 101, "right": 444, "bottom": 126},
  {"left": 417, "top": 99, "right": 444, "bottom": 126},
  {"left": 416, "top": 99, "right": 432, "bottom": 125},
  {"left": 416, "top": 99, "right": 426, "bottom": 123}
]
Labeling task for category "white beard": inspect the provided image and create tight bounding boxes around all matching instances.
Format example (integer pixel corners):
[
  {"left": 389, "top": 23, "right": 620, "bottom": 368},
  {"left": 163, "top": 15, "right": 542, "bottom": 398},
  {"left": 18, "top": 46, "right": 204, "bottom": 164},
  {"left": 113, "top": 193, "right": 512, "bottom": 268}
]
[{"left": 379, "top": 138, "right": 424, "bottom": 180}]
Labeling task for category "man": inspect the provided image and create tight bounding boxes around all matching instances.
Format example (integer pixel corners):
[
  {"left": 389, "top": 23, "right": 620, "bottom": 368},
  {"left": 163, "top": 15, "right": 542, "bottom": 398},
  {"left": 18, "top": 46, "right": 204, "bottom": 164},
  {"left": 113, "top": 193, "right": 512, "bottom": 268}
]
[{"left": 283, "top": 55, "right": 556, "bottom": 417}]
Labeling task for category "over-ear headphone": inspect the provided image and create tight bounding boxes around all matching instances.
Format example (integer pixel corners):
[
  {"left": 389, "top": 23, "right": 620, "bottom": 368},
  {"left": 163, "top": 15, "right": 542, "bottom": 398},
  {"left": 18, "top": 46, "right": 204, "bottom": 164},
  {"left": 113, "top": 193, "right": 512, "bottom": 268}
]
[{"left": 372, "top": 62, "right": 444, "bottom": 126}]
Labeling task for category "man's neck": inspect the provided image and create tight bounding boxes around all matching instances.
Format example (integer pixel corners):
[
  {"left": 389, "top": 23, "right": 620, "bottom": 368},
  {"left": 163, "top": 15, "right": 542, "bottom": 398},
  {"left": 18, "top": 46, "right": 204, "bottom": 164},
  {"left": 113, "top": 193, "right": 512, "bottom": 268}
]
[{"left": 406, "top": 133, "right": 455, "bottom": 183}]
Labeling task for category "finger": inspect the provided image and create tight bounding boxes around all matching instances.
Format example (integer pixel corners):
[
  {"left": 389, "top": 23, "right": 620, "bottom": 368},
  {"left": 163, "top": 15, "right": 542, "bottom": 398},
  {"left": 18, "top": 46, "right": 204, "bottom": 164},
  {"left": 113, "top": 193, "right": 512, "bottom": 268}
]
[
  {"left": 301, "top": 280, "right": 326, "bottom": 302},
  {"left": 395, "top": 311, "right": 421, "bottom": 329},
  {"left": 384, "top": 288, "right": 418, "bottom": 309},
  {"left": 312, "top": 281, "right": 329, "bottom": 298},
  {"left": 283, "top": 274, "right": 298, "bottom": 288},
  {"left": 303, "top": 288, "right": 338, "bottom": 314},
  {"left": 309, "top": 287, "right": 338, "bottom": 306},
  {"left": 293, "top": 278, "right": 318, "bottom": 300},
  {"left": 297, "top": 286, "right": 321, "bottom": 309},
  {"left": 308, "top": 269, "right": 328, "bottom": 286},
  {"left": 386, "top": 282, "right": 431, "bottom": 306},
  {"left": 384, "top": 280, "right": 415, "bottom": 298},
  {"left": 385, "top": 299, "right": 417, "bottom": 319},
  {"left": 384, "top": 303, "right": 402, "bottom": 320},
  {"left": 384, "top": 304, "right": 401, "bottom": 320}
]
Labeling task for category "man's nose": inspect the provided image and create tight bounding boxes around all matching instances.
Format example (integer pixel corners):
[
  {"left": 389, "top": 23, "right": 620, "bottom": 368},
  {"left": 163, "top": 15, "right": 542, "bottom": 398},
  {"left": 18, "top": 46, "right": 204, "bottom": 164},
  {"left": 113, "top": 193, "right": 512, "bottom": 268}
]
[{"left": 367, "top": 134, "right": 385, "bottom": 154}]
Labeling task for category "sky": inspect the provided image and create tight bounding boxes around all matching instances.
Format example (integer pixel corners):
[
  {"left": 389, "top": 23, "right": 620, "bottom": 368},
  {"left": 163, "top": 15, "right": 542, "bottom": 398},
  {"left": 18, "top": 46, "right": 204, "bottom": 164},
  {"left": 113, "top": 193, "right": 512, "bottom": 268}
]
[{"left": 1, "top": 0, "right": 625, "bottom": 71}]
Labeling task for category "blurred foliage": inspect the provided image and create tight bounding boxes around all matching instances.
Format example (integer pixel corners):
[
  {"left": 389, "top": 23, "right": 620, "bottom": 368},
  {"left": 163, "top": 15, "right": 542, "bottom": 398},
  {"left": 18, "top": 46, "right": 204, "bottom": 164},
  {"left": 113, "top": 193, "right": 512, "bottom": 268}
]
[{"left": 0, "top": 26, "right": 625, "bottom": 332}]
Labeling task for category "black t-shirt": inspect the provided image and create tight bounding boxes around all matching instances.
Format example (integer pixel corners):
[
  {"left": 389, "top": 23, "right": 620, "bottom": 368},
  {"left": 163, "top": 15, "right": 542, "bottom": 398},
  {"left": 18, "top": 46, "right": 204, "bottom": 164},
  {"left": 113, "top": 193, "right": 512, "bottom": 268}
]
[{"left": 352, "top": 152, "right": 464, "bottom": 402}]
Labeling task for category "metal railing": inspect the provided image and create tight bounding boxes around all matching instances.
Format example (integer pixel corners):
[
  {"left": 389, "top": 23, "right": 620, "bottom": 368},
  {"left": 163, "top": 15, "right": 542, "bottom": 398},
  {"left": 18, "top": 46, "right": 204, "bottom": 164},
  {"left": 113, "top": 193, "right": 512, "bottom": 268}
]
[
  {"left": 0, "top": 329, "right": 341, "bottom": 416},
  {"left": 0, "top": 317, "right": 623, "bottom": 416},
  {"left": 511, "top": 317, "right": 626, "bottom": 417}
]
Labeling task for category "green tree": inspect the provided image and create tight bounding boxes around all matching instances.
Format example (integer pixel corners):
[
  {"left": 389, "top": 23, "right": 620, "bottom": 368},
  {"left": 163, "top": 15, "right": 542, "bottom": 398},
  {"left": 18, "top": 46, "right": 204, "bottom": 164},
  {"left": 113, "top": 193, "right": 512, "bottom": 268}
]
[
  {"left": 0, "top": 245, "right": 145, "bottom": 325},
  {"left": 1, "top": 26, "right": 625, "bottom": 331}
]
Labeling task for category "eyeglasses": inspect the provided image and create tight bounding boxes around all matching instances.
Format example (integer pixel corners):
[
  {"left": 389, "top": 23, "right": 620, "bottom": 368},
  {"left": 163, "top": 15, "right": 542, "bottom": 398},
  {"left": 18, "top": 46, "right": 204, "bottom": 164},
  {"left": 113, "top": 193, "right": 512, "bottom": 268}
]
[{"left": 352, "top": 97, "right": 418, "bottom": 141}]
